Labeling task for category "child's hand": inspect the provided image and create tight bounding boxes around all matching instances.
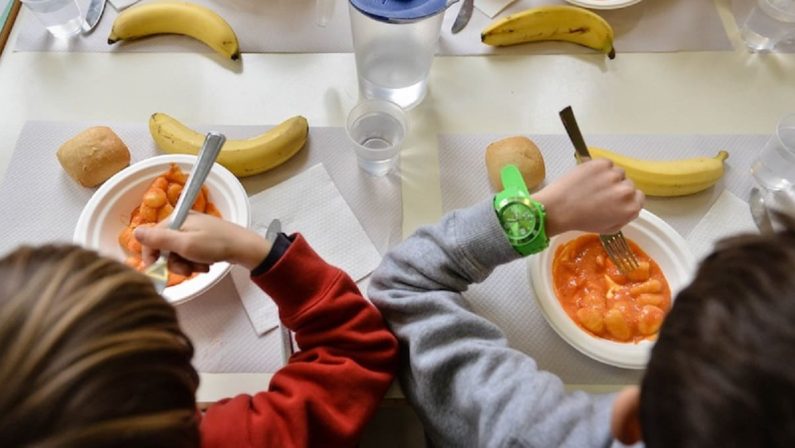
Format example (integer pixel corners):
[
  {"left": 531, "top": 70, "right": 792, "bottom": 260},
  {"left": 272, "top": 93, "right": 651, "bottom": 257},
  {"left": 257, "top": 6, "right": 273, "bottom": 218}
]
[
  {"left": 135, "top": 212, "right": 271, "bottom": 275},
  {"left": 534, "top": 159, "right": 644, "bottom": 236}
]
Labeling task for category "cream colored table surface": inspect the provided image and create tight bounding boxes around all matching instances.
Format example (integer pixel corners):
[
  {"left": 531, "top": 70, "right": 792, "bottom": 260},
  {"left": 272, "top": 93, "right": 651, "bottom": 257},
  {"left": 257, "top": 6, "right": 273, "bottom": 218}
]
[{"left": 1, "top": 0, "right": 794, "bottom": 405}]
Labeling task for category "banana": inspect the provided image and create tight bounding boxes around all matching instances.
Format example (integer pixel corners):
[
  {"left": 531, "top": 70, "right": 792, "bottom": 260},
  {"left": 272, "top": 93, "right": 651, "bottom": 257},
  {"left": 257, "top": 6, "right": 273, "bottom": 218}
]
[
  {"left": 149, "top": 113, "right": 309, "bottom": 178},
  {"left": 588, "top": 147, "right": 729, "bottom": 197},
  {"left": 481, "top": 5, "right": 615, "bottom": 59},
  {"left": 108, "top": 1, "right": 240, "bottom": 61}
]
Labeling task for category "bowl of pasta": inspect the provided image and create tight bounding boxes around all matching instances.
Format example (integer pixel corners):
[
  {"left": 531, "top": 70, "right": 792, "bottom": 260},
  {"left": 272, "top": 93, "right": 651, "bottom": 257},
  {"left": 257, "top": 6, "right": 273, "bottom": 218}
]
[
  {"left": 528, "top": 209, "right": 696, "bottom": 369},
  {"left": 73, "top": 154, "right": 250, "bottom": 305}
]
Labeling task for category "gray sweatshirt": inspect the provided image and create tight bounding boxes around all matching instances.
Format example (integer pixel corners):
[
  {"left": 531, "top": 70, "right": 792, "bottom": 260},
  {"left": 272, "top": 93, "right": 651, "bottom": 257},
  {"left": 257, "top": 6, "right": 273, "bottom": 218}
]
[{"left": 369, "top": 199, "right": 619, "bottom": 448}]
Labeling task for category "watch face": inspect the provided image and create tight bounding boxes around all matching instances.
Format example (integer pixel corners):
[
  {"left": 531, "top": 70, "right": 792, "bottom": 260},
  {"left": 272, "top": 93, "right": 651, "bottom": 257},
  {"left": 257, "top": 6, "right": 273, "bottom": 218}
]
[{"left": 499, "top": 202, "right": 537, "bottom": 242}]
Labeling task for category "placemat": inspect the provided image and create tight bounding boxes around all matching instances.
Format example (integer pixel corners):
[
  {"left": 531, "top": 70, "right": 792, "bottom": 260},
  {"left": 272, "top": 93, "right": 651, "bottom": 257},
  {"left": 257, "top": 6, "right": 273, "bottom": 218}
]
[
  {"left": 0, "top": 120, "right": 402, "bottom": 373},
  {"left": 438, "top": 133, "right": 765, "bottom": 384},
  {"left": 14, "top": 0, "right": 731, "bottom": 55},
  {"left": 730, "top": 0, "right": 795, "bottom": 53}
]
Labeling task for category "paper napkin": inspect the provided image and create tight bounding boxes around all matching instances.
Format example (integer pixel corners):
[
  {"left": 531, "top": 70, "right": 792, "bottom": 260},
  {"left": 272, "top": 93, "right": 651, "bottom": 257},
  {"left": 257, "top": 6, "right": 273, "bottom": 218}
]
[
  {"left": 109, "top": 0, "right": 140, "bottom": 11},
  {"left": 686, "top": 190, "right": 758, "bottom": 262},
  {"left": 475, "top": 0, "right": 518, "bottom": 18},
  {"left": 233, "top": 163, "right": 383, "bottom": 335}
]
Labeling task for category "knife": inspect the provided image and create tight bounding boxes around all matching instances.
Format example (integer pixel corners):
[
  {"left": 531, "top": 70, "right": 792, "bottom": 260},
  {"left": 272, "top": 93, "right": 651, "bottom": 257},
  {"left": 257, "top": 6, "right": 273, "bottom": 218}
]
[
  {"left": 82, "top": 0, "right": 107, "bottom": 34},
  {"left": 451, "top": 0, "right": 474, "bottom": 34},
  {"left": 559, "top": 106, "right": 592, "bottom": 163}
]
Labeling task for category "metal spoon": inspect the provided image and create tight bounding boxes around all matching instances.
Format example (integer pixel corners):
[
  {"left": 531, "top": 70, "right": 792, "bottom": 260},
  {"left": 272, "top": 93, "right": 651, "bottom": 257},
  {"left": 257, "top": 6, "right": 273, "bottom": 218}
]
[{"left": 750, "top": 187, "right": 774, "bottom": 234}]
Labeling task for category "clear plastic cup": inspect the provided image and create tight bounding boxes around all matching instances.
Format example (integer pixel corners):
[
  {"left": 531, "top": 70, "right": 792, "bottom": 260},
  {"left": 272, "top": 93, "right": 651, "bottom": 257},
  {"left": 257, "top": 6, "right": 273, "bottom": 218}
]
[
  {"left": 348, "top": 3, "right": 445, "bottom": 110},
  {"left": 751, "top": 114, "right": 795, "bottom": 218},
  {"left": 20, "top": 0, "right": 83, "bottom": 39},
  {"left": 752, "top": 113, "right": 795, "bottom": 192},
  {"left": 346, "top": 99, "right": 407, "bottom": 176},
  {"left": 740, "top": 0, "right": 795, "bottom": 52}
]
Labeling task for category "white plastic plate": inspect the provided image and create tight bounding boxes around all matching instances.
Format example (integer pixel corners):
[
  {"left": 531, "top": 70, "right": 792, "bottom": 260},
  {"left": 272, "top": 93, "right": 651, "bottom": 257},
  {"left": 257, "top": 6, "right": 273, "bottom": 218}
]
[
  {"left": 528, "top": 209, "right": 696, "bottom": 369},
  {"left": 74, "top": 154, "right": 251, "bottom": 305}
]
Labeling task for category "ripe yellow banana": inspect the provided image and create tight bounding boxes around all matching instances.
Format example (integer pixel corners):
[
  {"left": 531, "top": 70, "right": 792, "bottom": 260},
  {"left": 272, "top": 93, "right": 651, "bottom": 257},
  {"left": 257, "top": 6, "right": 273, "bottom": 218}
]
[
  {"left": 149, "top": 113, "right": 309, "bottom": 178},
  {"left": 481, "top": 5, "right": 615, "bottom": 59},
  {"left": 589, "top": 147, "right": 730, "bottom": 197},
  {"left": 108, "top": 1, "right": 240, "bottom": 61}
]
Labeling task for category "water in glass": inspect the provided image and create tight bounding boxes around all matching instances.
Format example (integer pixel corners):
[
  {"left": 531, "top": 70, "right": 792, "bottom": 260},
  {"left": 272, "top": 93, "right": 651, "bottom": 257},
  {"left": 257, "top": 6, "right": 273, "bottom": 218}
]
[{"left": 350, "top": 112, "right": 404, "bottom": 176}]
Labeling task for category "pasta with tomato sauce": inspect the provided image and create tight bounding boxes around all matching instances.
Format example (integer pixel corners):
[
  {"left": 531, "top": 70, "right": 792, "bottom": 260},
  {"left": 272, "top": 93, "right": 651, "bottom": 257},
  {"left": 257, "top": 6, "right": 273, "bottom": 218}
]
[{"left": 552, "top": 234, "right": 671, "bottom": 343}]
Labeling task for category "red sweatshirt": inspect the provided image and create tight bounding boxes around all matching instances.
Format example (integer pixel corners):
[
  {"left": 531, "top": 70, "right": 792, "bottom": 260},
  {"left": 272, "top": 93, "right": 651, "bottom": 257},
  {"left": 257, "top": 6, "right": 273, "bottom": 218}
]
[{"left": 199, "top": 235, "right": 399, "bottom": 448}]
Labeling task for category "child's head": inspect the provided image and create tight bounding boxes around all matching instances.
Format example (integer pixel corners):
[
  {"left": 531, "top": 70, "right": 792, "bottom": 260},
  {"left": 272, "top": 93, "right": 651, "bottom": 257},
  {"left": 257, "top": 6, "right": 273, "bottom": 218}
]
[
  {"left": 0, "top": 245, "right": 200, "bottom": 447},
  {"left": 613, "top": 216, "right": 795, "bottom": 447}
]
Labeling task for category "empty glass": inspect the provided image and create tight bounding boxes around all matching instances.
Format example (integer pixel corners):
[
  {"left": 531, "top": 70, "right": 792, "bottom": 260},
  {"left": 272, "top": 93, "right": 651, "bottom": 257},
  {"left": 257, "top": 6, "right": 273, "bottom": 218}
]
[
  {"left": 346, "top": 99, "right": 407, "bottom": 176},
  {"left": 20, "top": 0, "right": 83, "bottom": 38},
  {"left": 740, "top": 0, "right": 795, "bottom": 52}
]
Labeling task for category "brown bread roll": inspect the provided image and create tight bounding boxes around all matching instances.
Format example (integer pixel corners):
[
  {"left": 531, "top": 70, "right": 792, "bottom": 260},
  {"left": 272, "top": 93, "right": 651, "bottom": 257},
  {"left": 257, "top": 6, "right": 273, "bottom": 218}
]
[
  {"left": 485, "top": 136, "right": 545, "bottom": 191},
  {"left": 57, "top": 127, "right": 131, "bottom": 187}
]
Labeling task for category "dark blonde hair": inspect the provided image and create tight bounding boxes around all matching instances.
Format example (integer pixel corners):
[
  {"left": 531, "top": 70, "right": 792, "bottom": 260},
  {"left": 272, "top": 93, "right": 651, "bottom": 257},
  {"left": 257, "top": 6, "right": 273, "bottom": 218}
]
[{"left": 0, "top": 245, "right": 200, "bottom": 448}]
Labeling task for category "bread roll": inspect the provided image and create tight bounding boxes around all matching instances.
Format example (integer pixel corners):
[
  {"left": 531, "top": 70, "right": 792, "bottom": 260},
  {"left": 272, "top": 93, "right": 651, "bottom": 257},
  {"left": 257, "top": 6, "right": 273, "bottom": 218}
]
[
  {"left": 485, "top": 136, "right": 545, "bottom": 191},
  {"left": 57, "top": 127, "right": 131, "bottom": 187}
]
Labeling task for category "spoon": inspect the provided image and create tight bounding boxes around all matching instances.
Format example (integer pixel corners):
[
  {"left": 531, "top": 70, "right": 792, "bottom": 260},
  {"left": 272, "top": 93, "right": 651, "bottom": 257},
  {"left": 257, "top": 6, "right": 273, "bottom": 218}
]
[{"left": 749, "top": 187, "right": 774, "bottom": 234}]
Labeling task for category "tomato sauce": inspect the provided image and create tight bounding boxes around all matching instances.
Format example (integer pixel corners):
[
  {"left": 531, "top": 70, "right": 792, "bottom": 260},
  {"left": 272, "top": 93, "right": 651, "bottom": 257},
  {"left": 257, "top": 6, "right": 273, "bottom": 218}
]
[{"left": 552, "top": 234, "right": 671, "bottom": 343}]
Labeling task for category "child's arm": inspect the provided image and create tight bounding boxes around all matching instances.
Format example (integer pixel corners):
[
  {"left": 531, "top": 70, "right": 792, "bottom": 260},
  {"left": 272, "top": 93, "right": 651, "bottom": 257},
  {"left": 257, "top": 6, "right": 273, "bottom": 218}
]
[
  {"left": 135, "top": 215, "right": 399, "bottom": 448},
  {"left": 368, "top": 160, "right": 643, "bottom": 448}
]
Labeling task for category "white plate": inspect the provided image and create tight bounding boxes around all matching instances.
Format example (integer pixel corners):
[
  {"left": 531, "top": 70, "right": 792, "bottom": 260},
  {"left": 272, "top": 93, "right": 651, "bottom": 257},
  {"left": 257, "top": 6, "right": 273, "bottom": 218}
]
[
  {"left": 74, "top": 155, "right": 251, "bottom": 305},
  {"left": 527, "top": 209, "right": 696, "bottom": 369},
  {"left": 565, "top": 0, "right": 644, "bottom": 10}
]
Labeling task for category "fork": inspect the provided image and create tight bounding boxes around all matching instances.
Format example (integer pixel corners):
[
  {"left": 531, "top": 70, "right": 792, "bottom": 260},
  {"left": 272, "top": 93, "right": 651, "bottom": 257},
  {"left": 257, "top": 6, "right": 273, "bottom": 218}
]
[
  {"left": 143, "top": 132, "right": 226, "bottom": 293},
  {"left": 558, "top": 106, "right": 640, "bottom": 275}
]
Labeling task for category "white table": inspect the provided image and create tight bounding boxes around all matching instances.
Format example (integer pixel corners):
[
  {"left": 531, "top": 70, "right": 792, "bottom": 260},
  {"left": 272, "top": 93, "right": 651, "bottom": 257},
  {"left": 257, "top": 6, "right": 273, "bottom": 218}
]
[{"left": 1, "top": 0, "right": 794, "bottom": 444}]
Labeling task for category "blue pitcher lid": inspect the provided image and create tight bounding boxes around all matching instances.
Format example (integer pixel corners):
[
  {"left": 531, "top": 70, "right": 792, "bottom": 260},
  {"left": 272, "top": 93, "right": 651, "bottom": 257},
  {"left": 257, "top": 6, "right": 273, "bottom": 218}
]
[{"left": 350, "top": 0, "right": 450, "bottom": 21}]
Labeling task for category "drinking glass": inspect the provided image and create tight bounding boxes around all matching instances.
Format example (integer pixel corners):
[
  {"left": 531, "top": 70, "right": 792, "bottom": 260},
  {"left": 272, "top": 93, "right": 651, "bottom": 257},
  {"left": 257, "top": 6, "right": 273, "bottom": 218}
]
[
  {"left": 751, "top": 114, "right": 795, "bottom": 215},
  {"left": 740, "top": 0, "right": 795, "bottom": 52},
  {"left": 20, "top": 0, "right": 83, "bottom": 39},
  {"left": 346, "top": 99, "right": 407, "bottom": 176}
]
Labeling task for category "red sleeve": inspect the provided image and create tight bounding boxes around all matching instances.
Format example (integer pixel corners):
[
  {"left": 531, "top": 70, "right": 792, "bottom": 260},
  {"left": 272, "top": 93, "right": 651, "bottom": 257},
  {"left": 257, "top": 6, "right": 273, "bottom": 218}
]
[{"left": 200, "top": 234, "right": 399, "bottom": 448}]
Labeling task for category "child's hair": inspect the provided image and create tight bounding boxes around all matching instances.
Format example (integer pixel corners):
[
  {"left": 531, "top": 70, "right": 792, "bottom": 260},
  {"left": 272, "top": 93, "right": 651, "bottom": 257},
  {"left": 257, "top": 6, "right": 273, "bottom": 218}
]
[
  {"left": 0, "top": 245, "right": 200, "bottom": 448},
  {"left": 641, "top": 214, "right": 795, "bottom": 448}
]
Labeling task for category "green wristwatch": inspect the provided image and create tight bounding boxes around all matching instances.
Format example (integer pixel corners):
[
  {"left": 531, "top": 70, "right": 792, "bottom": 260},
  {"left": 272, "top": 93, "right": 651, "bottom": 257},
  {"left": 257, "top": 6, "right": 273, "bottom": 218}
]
[{"left": 493, "top": 165, "right": 549, "bottom": 256}]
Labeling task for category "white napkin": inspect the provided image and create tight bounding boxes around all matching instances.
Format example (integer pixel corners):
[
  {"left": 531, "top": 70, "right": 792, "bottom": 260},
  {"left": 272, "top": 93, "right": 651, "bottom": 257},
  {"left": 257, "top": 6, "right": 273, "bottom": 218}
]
[
  {"left": 233, "top": 163, "right": 383, "bottom": 335},
  {"left": 475, "top": 0, "right": 518, "bottom": 18},
  {"left": 109, "top": 0, "right": 139, "bottom": 11},
  {"left": 685, "top": 190, "right": 758, "bottom": 262}
]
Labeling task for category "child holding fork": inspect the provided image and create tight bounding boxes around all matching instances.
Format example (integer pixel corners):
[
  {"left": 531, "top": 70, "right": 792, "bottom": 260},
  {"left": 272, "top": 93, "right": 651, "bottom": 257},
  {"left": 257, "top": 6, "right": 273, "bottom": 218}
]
[
  {"left": 0, "top": 213, "right": 398, "bottom": 447},
  {"left": 369, "top": 159, "right": 795, "bottom": 447}
]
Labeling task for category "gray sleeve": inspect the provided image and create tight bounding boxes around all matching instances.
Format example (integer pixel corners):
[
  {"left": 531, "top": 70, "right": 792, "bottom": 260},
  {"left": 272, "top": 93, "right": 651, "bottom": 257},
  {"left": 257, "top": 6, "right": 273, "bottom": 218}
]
[{"left": 368, "top": 199, "right": 617, "bottom": 448}]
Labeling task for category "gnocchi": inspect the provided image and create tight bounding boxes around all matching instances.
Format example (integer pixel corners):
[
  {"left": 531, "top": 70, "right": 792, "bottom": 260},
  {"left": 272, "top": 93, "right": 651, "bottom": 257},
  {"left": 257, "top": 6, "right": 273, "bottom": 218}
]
[
  {"left": 118, "top": 163, "right": 222, "bottom": 288},
  {"left": 552, "top": 234, "right": 672, "bottom": 343}
]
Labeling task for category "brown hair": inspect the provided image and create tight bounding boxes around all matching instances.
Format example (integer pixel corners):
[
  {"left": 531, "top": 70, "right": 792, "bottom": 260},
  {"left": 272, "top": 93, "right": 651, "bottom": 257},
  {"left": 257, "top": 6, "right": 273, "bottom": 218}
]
[
  {"left": 0, "top": 245, "right": 200, "bottom": 448},
  {"left": 641, "top": 215, "right": 795, "bottom": 447}
]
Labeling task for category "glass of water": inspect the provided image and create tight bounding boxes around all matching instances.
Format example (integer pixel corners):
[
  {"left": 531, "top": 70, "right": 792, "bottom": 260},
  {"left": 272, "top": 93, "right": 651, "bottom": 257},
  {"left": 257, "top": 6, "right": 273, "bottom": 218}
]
[
  {"left": 346, "top": 99, "right": 407, "bottom": 177},
  {"left": 20, "top": 0, "right": 83, "bottom": 38},
  {"left": 751, "top": 114, "right": 795, "bottom": 211},
  {"left": 740, "top": 0, "right": 795, "bottom": 52}
]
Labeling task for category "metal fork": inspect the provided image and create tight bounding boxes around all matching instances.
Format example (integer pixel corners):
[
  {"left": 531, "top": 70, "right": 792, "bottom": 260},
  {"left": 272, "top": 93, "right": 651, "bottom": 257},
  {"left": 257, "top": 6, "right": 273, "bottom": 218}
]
[
  {"left": 143, "top": 132, "right": 226, "bottom": 293},
  {"left": 558, "top": 106, "right": 639, "bottom": 275}
]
